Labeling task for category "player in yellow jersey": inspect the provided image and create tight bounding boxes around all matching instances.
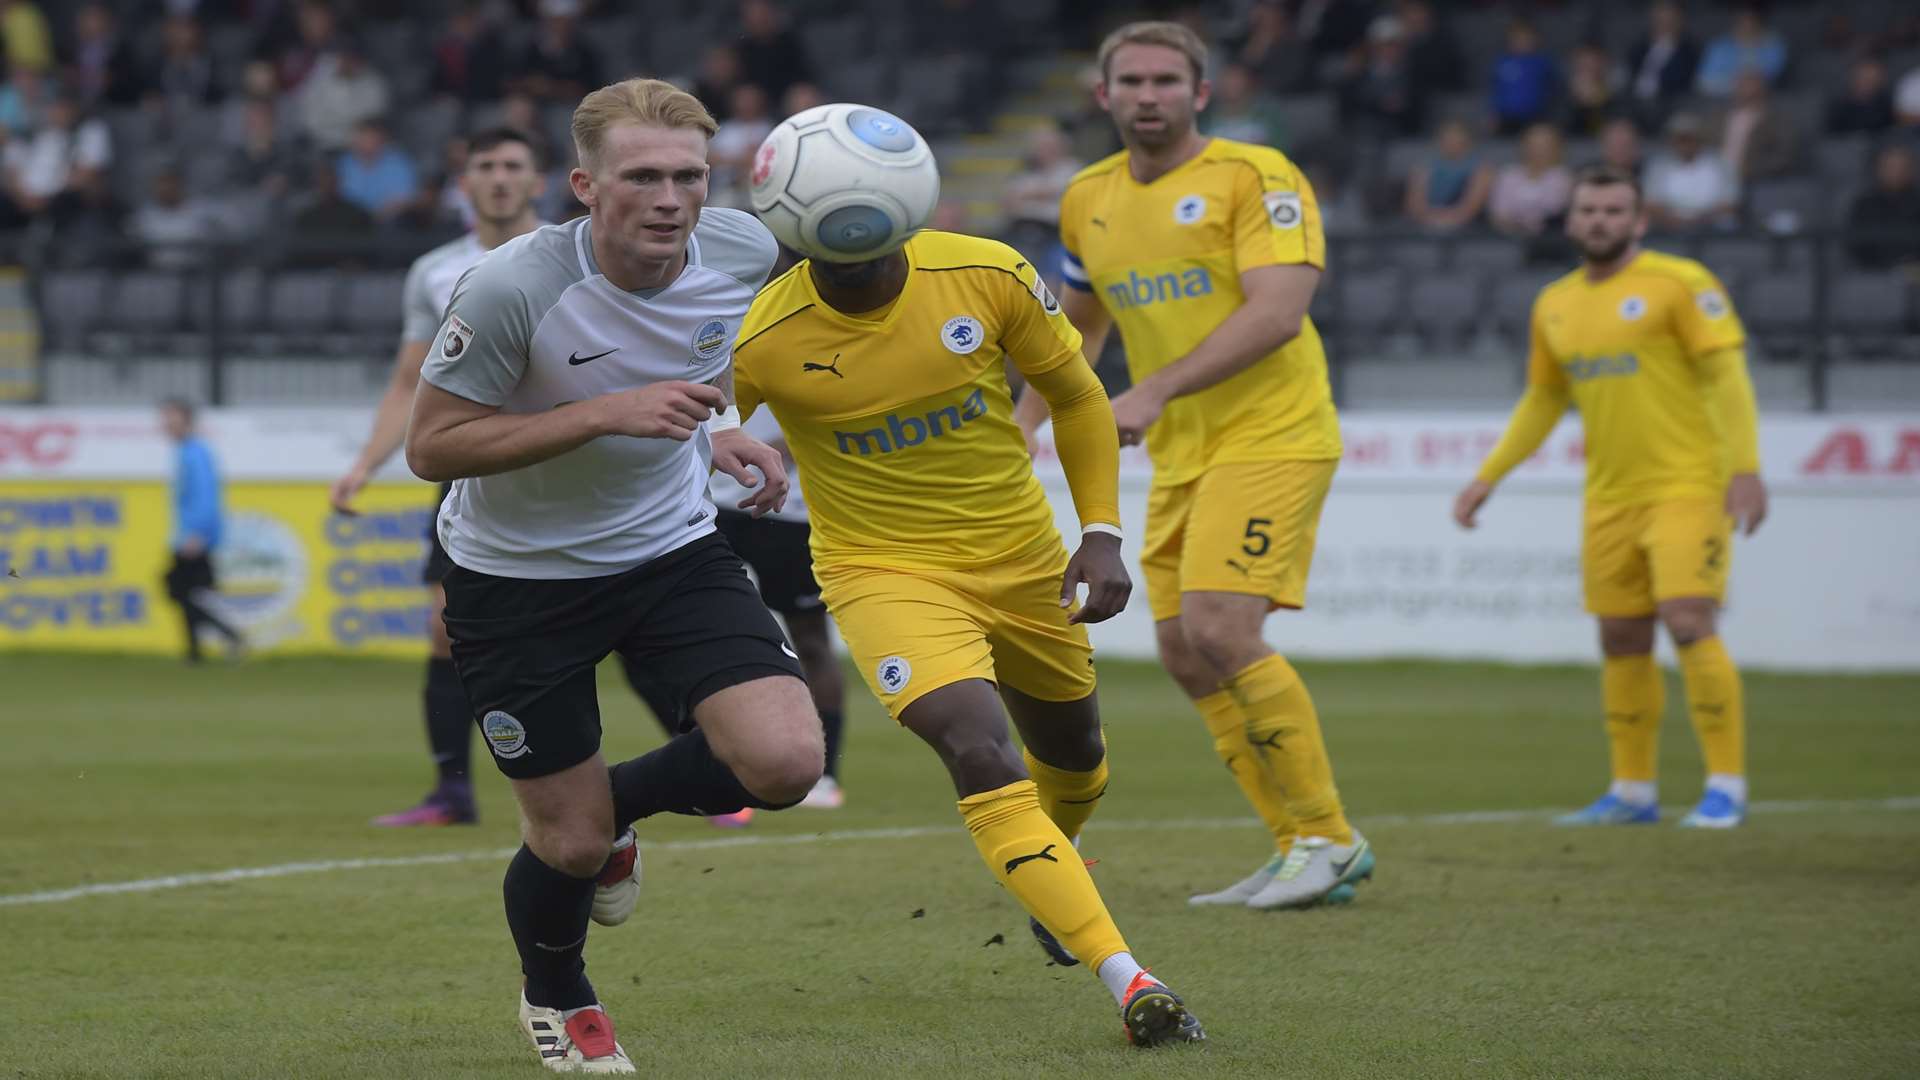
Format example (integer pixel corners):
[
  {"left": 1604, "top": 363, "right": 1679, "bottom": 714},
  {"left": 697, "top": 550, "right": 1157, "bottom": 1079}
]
[
  {"left": 1456, "top": 166, "right": 1766, "bottom": 829},
  {"left": 733, "top": 224, "right": 1204, "bottom": 1046},
  {"left": 1016, "top": 20, "right": 1371, "bottom": 911}
]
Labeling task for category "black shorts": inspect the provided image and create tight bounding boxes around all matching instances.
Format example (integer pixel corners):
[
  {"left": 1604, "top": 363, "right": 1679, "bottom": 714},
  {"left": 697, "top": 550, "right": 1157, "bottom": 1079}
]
[
  {"left": 440, "top": 533, "right": 804, "bottom": 779},
  {"left": 713, "top": 510, "right": 821, "bottom": 616},
  {"left": 422, "top": 483, "right": 455, "bottom": 585},
  {"left": 164, "top": 551, "right": 215, "bottom": 600}
]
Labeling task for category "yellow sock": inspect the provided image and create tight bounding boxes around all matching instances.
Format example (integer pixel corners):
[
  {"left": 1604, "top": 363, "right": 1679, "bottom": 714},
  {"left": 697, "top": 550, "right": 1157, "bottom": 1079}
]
[
  {"left": 1601, "top": 654, "right": 1665, "bottom": 783},
  {"left": 1022, "top": 747, "right": 1109, "bottom": 843},
  {"left": 1677, "top": 637, "right": 1745, "bottom": 777},
  {"left": 1225, "top": 654, "right": 1353, "bottom": 845},
  {"left": 958, "top": 780, "right": 1128, "bottom": 970},
  {"left": 1196, "top": 690, "right": 1298, "bottom": 853}
]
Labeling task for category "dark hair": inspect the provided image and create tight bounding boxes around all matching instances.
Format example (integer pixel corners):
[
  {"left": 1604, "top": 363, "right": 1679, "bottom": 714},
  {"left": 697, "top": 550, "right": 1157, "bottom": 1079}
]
[
  {"left": 1572, "top": 164, "right": 1643, "bottom": 208},
  {"left": 160, "top": 396, "right": 195, "bottom": 421},
  {"left": 467, "top": 125, "right": 543, "bottom": 169}
]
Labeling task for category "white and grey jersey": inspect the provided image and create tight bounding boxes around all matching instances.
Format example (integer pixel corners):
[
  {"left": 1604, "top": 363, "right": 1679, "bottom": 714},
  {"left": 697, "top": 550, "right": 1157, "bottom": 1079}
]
[
  {"left": 400, "top": 233, "right": 487, "bottom": 344},
  {"left": 421, "top": 209, "right": 780, "bottom": 579}
]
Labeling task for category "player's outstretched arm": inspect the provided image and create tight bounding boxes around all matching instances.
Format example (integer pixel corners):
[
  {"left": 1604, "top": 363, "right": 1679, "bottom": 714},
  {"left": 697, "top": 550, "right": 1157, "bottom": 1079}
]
[
  {"left": 1108, "top": 264, "right": 1316, "bottom": 446},
  {"left": 405, "top": 380, "right": 726, "bottom": 482},
  {"left": 1698, "top": 347, "right": 1766, "bottom": 535},
  {"left": 331, "top": 340, "right": 431, "bottom": 514},
  {"left": 1456, "top": 383, "right": 1569, "bottom": 529}
]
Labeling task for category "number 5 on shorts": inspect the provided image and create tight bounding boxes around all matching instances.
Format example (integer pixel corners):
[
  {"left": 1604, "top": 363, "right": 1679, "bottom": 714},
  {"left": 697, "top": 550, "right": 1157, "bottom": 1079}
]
[{"left": 1243, "top": 518, "right": 1273, "bottom": 558}]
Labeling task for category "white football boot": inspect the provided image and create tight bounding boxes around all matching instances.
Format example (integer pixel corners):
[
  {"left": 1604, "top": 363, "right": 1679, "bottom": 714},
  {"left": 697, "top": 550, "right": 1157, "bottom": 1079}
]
[
  {"left": 590, "top": 828, "right": 640, "bottom": 927},
  {"left": 519, "top": 995, "right": 635, "bottom": 1074}
]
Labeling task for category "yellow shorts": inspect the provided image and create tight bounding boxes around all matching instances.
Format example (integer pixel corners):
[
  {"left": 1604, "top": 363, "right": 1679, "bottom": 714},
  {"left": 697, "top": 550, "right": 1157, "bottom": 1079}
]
[
  {"left": 1583, "top": 499, "right": 1732, "bottom": 617},
  {"left": 1140, "top": 459, "right": 1338, "bottom": 623},
  {"left": 818, "top": 539, "right": 1096, "bottom": 721}
]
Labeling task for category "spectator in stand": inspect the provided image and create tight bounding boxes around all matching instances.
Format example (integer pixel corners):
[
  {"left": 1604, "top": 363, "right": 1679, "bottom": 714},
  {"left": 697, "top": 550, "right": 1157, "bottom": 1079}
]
[
  {"left": 148, "top": 14, "right": 223, "bottom": 116},
  {"left": 334, "top": 117, "right": 417, "bottom": 223},
  {"left": 1490, "top": 20, "right": 1558, "bottom": 136},
  {"left": 300, "top": 39, "right": 390, "bottom": 153},
  {"left": 1301, "top": 0, "right": 1379, "bottom": 62},
  {"left": 1306, "top": 159, "right": 1368, "bottom": 233},
  {"left": 1226, "top": 1, "right": 1310, "bottom": 94},
  {"left": 68, "top": 3, "right": 144, "bottom": 109},
  {"left": 0, "top": 92, "right": 111, "bottom": 230},
  {"left": 1, "top": 0, "right": 53, "bottom": 75},
  {"left": 708, "top": 83, "right": 775, "bottom": 209},
  {"left": 1626, "top": 0, "right": 1700, "bottom": 130},
  {"left": 782, "top": 82, "right": 825, "bottom": 118},
  {"left": 1490, "top": 122, "right": 1573, "bottom": 237},
  {"left": 736, "top": 0, "right": 811, "bottom": 103},
  {"left": 1403, "top": 119, "right": 1493, "bottom": 232},
  {"left": 1845, "top": 143, "right": 1920, "bottom": 268},
  {"left": 1596, "top": 116, "right": 1645, "bottom": 181},
  {"left": 1827, "top": 57, "right": 1895, "bottom": 135},
  {"left": 130, "top": 165, "right": 224, "bottom": 269},
  {"left": 1337, "top": 14, "right": 1424, "bottom": 139},
  {"left": 1717, "top": 70, "right": 1802, "bottom": 184},
  {"left": 1894, "top": 65, "right": 1920, "bottom": 128},
  {"left": 1207, "top": 62, "right": 1287, "bottom": 148},
  {"left": 1001, "top": 120, "right": 1080, "bottom": 277},
  {"left": 291, "top": 154, "right": 375, "bottom": 263},
  {"left": 510, "top": 0, "right": 601, "bottom": 105},
  {"left": 431, "top": 3, "right": 509, "bottom": 105},
  {"left": 694, "top": 45, "right": 744, "bottom": 123},
  {"left": 1398, "top": 0, "right": 1464, "bottom": 95},
  {"left": 1645, "top": 111, "right": 1738, "bottom": 231},
  {"left": 1696, "top": 5, "right": 1787, "bottom": 98},
  {"left": 222, "top": 97, "right": 301, "bottom": 204},
  {"left": 1563, "top": 44, "right": 1622, "bottom": 137},
  {"left": 277, "top": 1, "right": 343, "bottom": 92},
  {"left": 0, "top": 68, "right": 50, "bottom": 135}
]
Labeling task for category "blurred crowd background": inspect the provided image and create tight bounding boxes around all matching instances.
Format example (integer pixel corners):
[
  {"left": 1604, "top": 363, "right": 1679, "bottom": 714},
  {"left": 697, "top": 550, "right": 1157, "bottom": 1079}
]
[{"left": 2, "top": 0, "right": 1917, "bottom": 409}]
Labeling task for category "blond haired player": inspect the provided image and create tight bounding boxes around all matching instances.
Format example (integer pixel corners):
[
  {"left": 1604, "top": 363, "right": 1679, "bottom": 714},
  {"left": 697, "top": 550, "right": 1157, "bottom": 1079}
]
[
  {"left": 1456, "top": 166, "right": 1765, "bottom": 829},
  {"left": 1017, "top": 20, "right": 1372, "bottom": 910},
  {"left": 735, "top": 162, "right": 1203, "bottom": 1041}
]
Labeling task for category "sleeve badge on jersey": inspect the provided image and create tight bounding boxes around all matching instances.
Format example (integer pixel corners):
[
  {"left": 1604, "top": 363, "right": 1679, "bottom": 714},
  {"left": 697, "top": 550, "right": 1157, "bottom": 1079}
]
[
  {"left": 1028, "top": 274, "right": 1062, "bottom": 316},
  {"left": 441, "top": 313, "right": 474, "bottom": 359},
  {"left": 1696, "top": 290, "right": 1730, "bottom": 319},
  {"left": 1264, "top": 190, "right": 1302, "bottom": 229}
]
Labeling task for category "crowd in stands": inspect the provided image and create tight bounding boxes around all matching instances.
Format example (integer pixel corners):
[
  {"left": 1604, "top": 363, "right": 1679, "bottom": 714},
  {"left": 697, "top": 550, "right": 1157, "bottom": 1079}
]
[{"left": 1, "top": 0, "right": 1917, "bottom": 279}]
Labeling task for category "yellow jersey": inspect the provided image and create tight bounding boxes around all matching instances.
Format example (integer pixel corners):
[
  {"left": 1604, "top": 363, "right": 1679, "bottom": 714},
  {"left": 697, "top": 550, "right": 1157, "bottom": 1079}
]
[
  {"left": 1527, "top": 250, "right": 1748, "bottom": 503},
  {"left": 733, "top": 231, "right": 1095, "bottom": 571},
  {"left": 1059, "top": 137, "right": 1341, "bottom": 485}
]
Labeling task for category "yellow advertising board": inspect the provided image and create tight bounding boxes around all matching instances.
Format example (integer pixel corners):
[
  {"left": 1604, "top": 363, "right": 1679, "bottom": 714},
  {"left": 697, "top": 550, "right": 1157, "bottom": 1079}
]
[{"left": 0, "top": 481, "right": 438, "bottom": 657}]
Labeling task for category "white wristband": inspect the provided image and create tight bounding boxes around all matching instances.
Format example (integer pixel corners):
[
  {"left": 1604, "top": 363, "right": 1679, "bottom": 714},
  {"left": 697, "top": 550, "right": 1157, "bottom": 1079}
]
[
  {"left": 707, "top": 404, "right": 741, "bottom": 433},
  {"left": 1083, "top": 523, "right": 1123, "bottom": 540}
]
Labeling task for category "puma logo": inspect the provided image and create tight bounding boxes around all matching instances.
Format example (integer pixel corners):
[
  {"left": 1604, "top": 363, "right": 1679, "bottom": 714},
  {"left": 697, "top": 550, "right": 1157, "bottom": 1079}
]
[
  {"left": 1004, "top": 844, "right": 1060, "bottom": 874},
  {"left": 802, "top": 354, "right": 844, "bottom": 378},
  {"left": 1226, "top": 558, "right": 1252, "bottom": 576},
  {"left": 1090, "top": 217, "right": 1108, "bottom": 230}
]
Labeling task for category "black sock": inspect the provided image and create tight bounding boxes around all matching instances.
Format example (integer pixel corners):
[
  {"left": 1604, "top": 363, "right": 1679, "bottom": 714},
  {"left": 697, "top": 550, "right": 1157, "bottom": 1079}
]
[
  {"left": 424, "top": 657, "right": 472, "bottom": 783},
  {"left": 179, "top": 608, "right": 203, "bottom": 661},
  {"left": 608, "top": 728, "right": 792, "bottom": 828},
  {"left": 819, "top": 708, "right": 845, "bottom": 780},
  {"left": 503, "top": 845, "right": 598, "bottom": 1010}
]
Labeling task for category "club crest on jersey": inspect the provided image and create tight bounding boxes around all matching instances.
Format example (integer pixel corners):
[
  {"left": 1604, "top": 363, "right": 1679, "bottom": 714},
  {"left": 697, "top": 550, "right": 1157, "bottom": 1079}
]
[
  {"left": 442, "top": 313, "right": 474, "bottom": 359},
  {"left": 876, "top": 655, "right": 912, "bottom": 694},
  {"left": 692, "top": 318, "right": 731, "bottom": 363},
  {"left": 1174, "top": 195, "right": 1207, "bottom": 224},
  {"left": 482, "top": 710, "right": 529, "bottom": 759},
  {"left": 1264, "top": 190, "right": 1302, "bottom": 229},
  {"left": 1697, "top": 290, "right": 1730, "bottom": 319},
  {"left": 1618, "top": 296, "right": 1647, "bottom": 321},
  {"left": 942, "top": 316, "right": 985, "bottom": 354},
  {"left": 1028, "top": 275, "right": 1061, "bottom": 315}
]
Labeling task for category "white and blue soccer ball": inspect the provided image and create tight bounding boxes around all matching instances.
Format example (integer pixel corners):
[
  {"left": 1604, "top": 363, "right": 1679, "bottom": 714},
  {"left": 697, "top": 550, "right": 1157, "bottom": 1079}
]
[{"left": 748, "top": 103, "right": 941, "bottom": 263}]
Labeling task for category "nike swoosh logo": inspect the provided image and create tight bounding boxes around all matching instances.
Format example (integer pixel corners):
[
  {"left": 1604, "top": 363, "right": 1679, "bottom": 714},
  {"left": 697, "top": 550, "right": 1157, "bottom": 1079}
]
[
  {"left": 568, "top": 348, "right": 618, "bottom": 366},
  {"left": 780, "top": 642, "right": 799, "bottom": 660}
]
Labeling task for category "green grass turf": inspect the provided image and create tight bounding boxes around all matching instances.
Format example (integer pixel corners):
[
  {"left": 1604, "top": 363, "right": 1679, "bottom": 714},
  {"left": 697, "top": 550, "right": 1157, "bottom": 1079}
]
[{"left": 2, "top": 653, "right": 1917, "bottom": 1079}]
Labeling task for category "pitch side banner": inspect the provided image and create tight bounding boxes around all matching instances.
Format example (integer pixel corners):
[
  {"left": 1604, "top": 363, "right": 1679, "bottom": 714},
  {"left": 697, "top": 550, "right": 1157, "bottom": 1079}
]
[{"left": 1, "top": 407, "right": 1915, "bottom": 668}]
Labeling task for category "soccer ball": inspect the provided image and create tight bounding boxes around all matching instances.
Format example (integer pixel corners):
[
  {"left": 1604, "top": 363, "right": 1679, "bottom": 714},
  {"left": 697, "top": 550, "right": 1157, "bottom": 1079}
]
[{"left": 748, "top": 103, "right": 941, "bottom": 263}]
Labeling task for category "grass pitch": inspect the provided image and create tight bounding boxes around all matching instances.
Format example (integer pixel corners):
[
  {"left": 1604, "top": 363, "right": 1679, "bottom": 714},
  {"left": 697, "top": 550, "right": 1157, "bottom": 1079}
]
[{"left": 2, "top": 654, "right": 1916, "bottom": 1079}]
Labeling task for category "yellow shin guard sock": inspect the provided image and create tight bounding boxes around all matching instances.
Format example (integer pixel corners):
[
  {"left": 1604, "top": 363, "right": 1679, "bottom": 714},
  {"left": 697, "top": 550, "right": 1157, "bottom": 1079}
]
[
  {"left": 1225, "top": 655, "right": 1354, "bottom": 845},
  {"left": 1022, "top": 748, "right": 1109, "bottom": 844},
  {"left": 1601, "top": 654, "right": 1665, "bottom": 785},
  {"left": 1677, "top": 636, "right": 1745, "bottom": 778},
  {"left": 959, "top": 780, "right": 1128, "bottom": 970},
  {"left": 1196, "top": 690, "right": 1298, "bottom": 852}
]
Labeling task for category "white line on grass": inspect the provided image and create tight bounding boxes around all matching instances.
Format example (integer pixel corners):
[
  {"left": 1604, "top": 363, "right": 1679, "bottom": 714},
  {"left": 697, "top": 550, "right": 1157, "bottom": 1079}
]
[{"left": 4, "top": 795, "right": 1916, "bottom": 909}]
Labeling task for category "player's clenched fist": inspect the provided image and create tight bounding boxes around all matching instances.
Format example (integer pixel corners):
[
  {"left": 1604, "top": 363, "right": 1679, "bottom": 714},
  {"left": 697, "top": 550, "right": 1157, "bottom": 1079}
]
[{"left": 596, "top": 381, "right": 729, "bottom": 440}]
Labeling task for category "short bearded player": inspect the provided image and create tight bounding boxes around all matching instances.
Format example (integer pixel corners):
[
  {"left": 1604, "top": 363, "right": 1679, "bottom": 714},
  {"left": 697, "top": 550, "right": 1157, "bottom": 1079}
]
[
  {"left": 1455, "top": 166, "right": 1766, "bottom": 829},
  {"left": 734, "top": 182, "right": 1205, "bottom": 1044},
  {"left": 405, "top": 79, "right": 823, "bottom": 1074},
  {"left": 1017, "top": 21, "right": 1372, "bottom": 910}
]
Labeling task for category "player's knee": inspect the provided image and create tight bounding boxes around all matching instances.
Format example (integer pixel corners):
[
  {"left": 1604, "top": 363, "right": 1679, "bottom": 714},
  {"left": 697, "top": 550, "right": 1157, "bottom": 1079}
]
[
  {"left": 1180, "top": 616, "right": 1261, "bottom": 679},
  {"left": 533, "top": 829, "right": 613, "bottom": 879},
  {"left": 1660, "top": 602, "right": 1717, "bottom": 646},
  {"left": 1598, "top": 617, "right": 1656, "bottom": 656},
  {"left": 734, "top": 729, "right": 825, "bottom": 805},
  {"left": 1154, "top": 621, "right": 1219, "bottom": 697}
]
